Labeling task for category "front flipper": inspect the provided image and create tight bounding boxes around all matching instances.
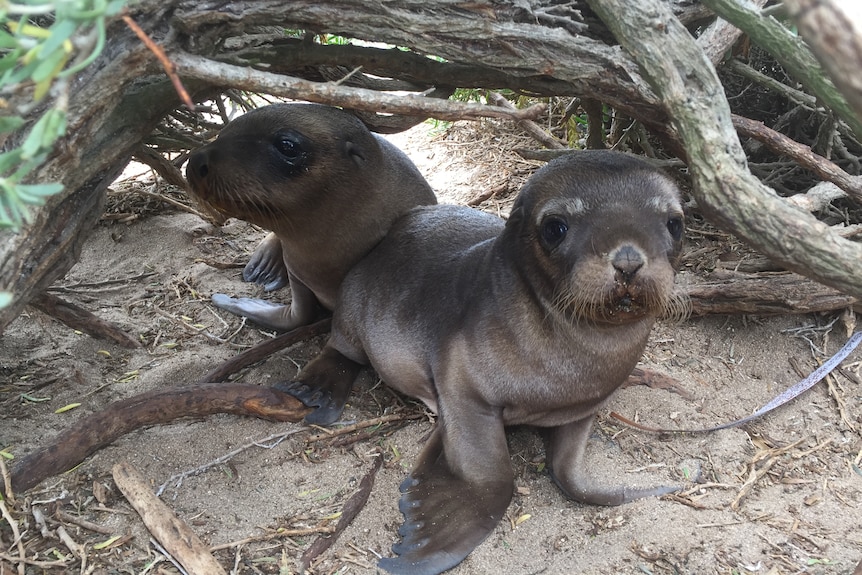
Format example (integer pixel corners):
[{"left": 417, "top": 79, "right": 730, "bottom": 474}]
[
  {"left": 243, "top": 232, "right": 289, "bottom": 292},
  {"left": 275, "top": 345, "right": 362, "bottom": 425},
  {"left": 379, "top": 413, "right": 514, "bottom": 575},
  {"left": 211, "top": 273, "right": 323, "bottom": 332},
  {"left": 548, "top": 416, "right": 680, "bottom": 506}
]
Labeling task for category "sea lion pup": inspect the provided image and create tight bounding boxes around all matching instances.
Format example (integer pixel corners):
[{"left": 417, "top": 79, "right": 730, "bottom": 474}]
[
  {"left": 283, "top": 150, "right": 687, "bottom": 575},
  {"left": 185, "top": 103, "right": 437, "bottom": 331}
]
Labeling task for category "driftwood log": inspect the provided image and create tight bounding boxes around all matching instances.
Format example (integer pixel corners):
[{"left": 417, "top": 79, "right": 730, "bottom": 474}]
[
  {"left": 8, "top": 383, "right": 311, "bottom": 495},
  {"left": 2, "top": 0, "right": 861, "bottom": 335},
  {"left": 113, "top": 461, "right": 228, "bottom": 575}
]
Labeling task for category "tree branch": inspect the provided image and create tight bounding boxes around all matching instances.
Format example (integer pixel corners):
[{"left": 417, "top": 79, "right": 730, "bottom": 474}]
[
  {"left": 172, "top": 52, "right": 548, "bottom": 123},
  {"left": 587, "top": 0, "right": 862, "bottom": 299},
  {"left": 732, "top": 114, "right": 862, "bottom": 203},
  {"left": 783, "top": 0, "right": 862, "bottom": 125},
  {"left": 701, "top": 0, "right": 862, "bottom": 139}
]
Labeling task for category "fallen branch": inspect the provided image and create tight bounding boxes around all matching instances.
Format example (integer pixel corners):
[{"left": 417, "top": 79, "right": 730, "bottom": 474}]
[
  {"left": 486, "top": 91, "right": 567, "bottom": 149},
  {"left": 8, "top": 383, "right": 311, "bottom": 495},
  {"left": 623, "top": 366, "right": 694, "bottom": 400},
  {"left": 209, "top": 525, "right": 336, "bottom": 552},
  {"left": 299, "top": 456, "right": 383, "bottom": 571},
  {"left": 113, "top": 461, "right": 227, "bottom": 575},
  {"left": 786, "top": 181, "right": 848, "bottom": 212},
  {"left": 685, "top": 270, "right": 858, "bottom": 316},
  {"left": 199, "top": 318, "right": 332, "bottom": 383},
  {"left": 173, "top": 52, "right": 547, "bottom": 123},
  {"left": 29, "top": 292, "right": 142, "bottom": 349}
]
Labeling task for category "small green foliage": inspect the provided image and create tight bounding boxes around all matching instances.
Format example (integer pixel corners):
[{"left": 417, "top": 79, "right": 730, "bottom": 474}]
[
  {"left": 0, "top": 0, "right": 127, "bottom": 231},
  {"left": 317, "top": 33, "right": 351, "bottom": 45},
  {"left": 450, "top": 88, "right": 484, "bottom": 103}
]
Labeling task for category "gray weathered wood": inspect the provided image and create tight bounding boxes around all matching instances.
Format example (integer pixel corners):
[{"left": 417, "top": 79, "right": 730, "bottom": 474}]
[
  {"left": 587, "top": 0, "right": 862, "bottom": 299},
  {"left": 784, "top": 0, "right": 862, "bottom": 124}
]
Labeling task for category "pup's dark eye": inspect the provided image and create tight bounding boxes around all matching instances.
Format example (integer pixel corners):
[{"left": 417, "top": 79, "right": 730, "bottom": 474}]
[
  {"left": 541, "top": 218, "right": 568, "bottom": 247},
  {"left": 667, "top": 217, "right": 683, "bottom": 241},
  {"left": 275, "top": 135, "right": 303, "bottom": 163}
]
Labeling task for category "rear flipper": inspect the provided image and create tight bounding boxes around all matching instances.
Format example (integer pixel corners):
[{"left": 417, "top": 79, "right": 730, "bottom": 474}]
[
  {"left": 548, "top": 416, "right": 680, "bottom": 505},
  {"left": 379, "top": 418, "right": 514, "bottom": 575},
  {"left": 275, "top": 345, "right": 362, "bottom": 425},
  {"left": 243, "top": 232, "right": 289, "bottom": 292}
]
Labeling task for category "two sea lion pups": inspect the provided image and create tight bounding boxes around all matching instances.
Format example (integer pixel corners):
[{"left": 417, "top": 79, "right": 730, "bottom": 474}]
[
  {"left": 286, "top": 151, "right": 687, "bottom": 574},
  {"left": 188, "top": 107, "right": 685, "bottom": 575},
  {"left": 186, "top": 103, "right": 436, "bottom": 331}
]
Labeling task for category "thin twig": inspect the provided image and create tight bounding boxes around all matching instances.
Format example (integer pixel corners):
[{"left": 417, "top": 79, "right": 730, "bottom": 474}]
[
  {"left": 55, "top": 509, "right": 114, "bottom": 535},
  {"left": 305, "top": 412, "right": 424, "bottom": 444},
  {"left": 0, "top": 457, "right": 13, "bottom": 505},
  {"left": 124, "top": 187, "right": 212, "bottom": 220},
  {"left": 48, "top": 271, "right": 158, "bottom": 293},
  {"left": 0, "top": 500, "right": 26, "bottom": 575},
  {"left": 0, "top": 553, "right": 69, "bottom": 568},
  {"left": 732, "top": 114, "right": 862, "bottom": 203},
  {"left": 157, "top": 427, "right": 309, "bottom": 496},
  {"left": 210, "top": 525, "right": 336, "bottom": 552},
  {"left": 121, "top": 11, "right": 194, "bottom": 110}
]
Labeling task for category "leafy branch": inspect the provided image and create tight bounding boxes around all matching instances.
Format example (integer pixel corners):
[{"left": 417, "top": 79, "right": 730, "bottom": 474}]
[{"left": 0, "top": 0, "right": 126, "bottom": 231}]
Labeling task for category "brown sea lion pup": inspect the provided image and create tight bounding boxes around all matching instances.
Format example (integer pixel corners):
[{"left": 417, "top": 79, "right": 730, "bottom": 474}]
[
  {"left": 281, "top": 150, "right": 688, "bottom": 575},
  {"left": 185, "top": 103, "right": 437, "bottom": 331}
]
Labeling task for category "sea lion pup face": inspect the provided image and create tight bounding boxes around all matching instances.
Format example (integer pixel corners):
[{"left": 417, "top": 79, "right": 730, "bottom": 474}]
[
  {"left": 507, "top": 151, "right": 687, "bottom": 325},
  {"left": 185, "top": 103, "right": 378, "bottom": 229}
]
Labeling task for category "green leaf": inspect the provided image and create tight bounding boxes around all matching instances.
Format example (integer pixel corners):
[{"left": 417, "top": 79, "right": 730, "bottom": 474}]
[
  {"left": 0, "top": 29, "right": 19, "bottom": 49},
  {"left": 93, "top": 535, "right": 122, "bottom": 550},
  {"left": 2, "top": 54, "right": 39, "bottom": 85},
  {"left": 16, "top": 182, "right": 63, "bottom": 204},
  {"left": 106, "top": 0, "right": 127, "bottom": 16},
  {"left": 31, "top": 46, "right": 67, "bottom": 84},
  {"left": 0, "top": 292, "right": 12, "bottom": 309},
  {"left": 0, "top": 116, "right": 25, "bottom": 134},
  {"left": 42, "top": 108, "right": 67, "bottom": 143},
  {"left": 55, "top": 402, "right": 81, "bottom": 414},
  {"left": 20, "top": 109, "right": 61, "bottom": 159},
  {"left": 0, "top": 149, "right": 23, "bottom": 175},
  {"left": 40, "top": 18, "right": 76, "bottom": 58},
  {"left": 0, "top": 50, "right": 24, "bottom": 74}
]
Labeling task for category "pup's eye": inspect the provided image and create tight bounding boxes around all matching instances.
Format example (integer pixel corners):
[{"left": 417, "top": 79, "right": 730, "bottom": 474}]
[
  {"left": 666, "top": 217, "right": 683, "bottom": 241},
  {"left": 541, "top": 218, "right": 568, "bottom": 247},
  {"left": 275, "top": 135, "right": 303, "bottom": 163}
]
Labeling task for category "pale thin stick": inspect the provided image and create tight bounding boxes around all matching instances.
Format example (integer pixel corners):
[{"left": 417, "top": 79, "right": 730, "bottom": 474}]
[
  {"left": 0, "top": 457, "right": 13, "bottom": 504},
  {"left": 0, "top": 500, "right": 25, "bottom": 575},
  {"left": 55, "top": 508, "right": 114, "bottom": 535},
  {"left": 210, "top": 525, "right": 336, "bottom": 552},
  {"left": 0, "top": 553, "right": 68, "bottom": 568},
  {"left": 157, "top": 427, "right": 308, "bottom": 496},
  {"left": 113, "top": 461, "right": 227, "bottom": 575},
  {"left": 172, "top": 52, "right": 546, "bottom": 123},
  {"left": 305, "top": 412, "right": 423, "bottom": 443}
]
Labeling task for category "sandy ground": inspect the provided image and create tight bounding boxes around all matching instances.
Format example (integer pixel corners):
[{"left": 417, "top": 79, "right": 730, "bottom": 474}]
[{"left": 2, "top": 120, "right": 861, "bottom": 575}]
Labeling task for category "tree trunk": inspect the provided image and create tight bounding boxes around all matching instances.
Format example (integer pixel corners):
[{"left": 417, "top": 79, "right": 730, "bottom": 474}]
[{"left": 1, "top": 0, "right": 859, "bottom": 332}]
